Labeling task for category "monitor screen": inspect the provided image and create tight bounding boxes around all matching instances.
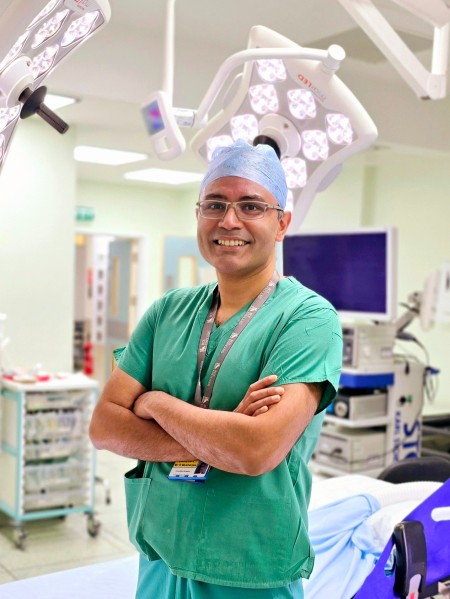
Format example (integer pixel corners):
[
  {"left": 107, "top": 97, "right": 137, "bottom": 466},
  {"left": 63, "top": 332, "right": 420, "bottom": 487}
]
[
  {"left": 142, "top": 100, "right": 165, "bottom": 135},
  {"left": 282, "top": 227, "right": 397, "bottom": 322}
]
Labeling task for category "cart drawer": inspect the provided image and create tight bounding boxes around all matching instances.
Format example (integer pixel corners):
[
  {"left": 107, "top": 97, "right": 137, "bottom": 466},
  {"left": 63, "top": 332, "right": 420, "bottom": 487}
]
[
  {"left": 24, "top": 489, "right": 88, "bottom": 511},
  {"left": 25, "top": 410, "right": 85, "bottom": 441},
  {"left": 25, "top": 439, "right": 84, "bottom": 461},
  {"left": 24, "top": 461, "right": 87, "bottom": 493}
]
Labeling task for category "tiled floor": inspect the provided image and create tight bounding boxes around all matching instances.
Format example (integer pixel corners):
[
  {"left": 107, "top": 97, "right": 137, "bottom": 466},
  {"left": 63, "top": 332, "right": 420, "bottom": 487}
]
[{"left": 0, "top": 450, "right": 137, "bottom": 584}]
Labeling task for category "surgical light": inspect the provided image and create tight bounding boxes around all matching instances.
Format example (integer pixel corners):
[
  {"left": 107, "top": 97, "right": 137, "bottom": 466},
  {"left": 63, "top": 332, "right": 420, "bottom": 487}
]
[
  {"left": 230, "top": 113, "right": 259, "bottom": 142},
  {"left": 61, "top": 11, "right": 101, "bottom": 47},
  {"left": 206, "top": 135, "right": 234, "bottom": 160},
  {"left": 0, "top": 33, "right": 29, "bottom": 72},
  {"left": 301, "top": 130, "right": 330, "bottom": 161},
  {"left": 31, "top": 10, "right": 69, "bottom": 48},
  {"left": 0, "top": 0, "right": 111, "bottom": 175},
  {"left": 326, "top": 113, "right": 354, "bottom": 145},
  {"left": 256, "top": 59, "right": 287, "bottom": 82},
  {"left": 282, "top": 157, "right": 308, "bottom": 189},
  {"left": 190, "top": 25, "right": 378, "bottom": 230},
  {"left": 248, "top": 84, "right": 279, "bottom": 114},
  {"left": 287, "top": 89, "right": 317, "bottom": 120},
  {"left": 141, "top": 1, "right": 377, "bottom": 228},
  {"left": 32, "top": 44, "right": 59, "bottom": 78}
]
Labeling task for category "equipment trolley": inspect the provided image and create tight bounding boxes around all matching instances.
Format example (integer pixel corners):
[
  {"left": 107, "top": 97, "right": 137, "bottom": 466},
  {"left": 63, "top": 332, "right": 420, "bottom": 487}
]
[{"left": 0, "top": 373, "right": 99, "bottom": 549}]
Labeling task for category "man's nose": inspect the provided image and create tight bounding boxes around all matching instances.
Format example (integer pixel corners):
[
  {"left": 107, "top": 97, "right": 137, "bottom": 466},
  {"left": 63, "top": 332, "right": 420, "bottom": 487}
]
[{"left": 219, "top": 204, "right": 242, "bottom": 228}]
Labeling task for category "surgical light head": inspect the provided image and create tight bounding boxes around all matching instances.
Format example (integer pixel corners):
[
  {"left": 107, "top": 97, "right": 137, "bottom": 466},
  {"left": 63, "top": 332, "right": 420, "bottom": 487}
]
[
  {"left": 199, "top": 139, "right": 288, "bottom": 209},
  {"left": 0, "top": 0, "right": 111, "bottom": 175},
  {"left": 191, "top": 26, "right": 378, "bottom": 232}
]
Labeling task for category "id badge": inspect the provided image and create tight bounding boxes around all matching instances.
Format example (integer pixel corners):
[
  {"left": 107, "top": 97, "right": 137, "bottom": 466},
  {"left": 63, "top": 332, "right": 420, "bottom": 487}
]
[{"left": 168, "top": 460, "right": 210, "bottom": 483}]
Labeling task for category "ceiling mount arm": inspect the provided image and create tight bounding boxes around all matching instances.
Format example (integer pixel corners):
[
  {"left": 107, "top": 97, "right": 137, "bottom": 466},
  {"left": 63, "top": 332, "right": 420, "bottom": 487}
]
[
  {"left": 162, "top": 0, "right": 176, "bottom": 102},
  {"left": 141, "top": 0, "right": 187, "bottom": 160},
  {"left": 336, "top": 0, "right": 449, "bottom": 100},
  {"left": 432, "top": 23, "right": 450, "bottom": 77}
]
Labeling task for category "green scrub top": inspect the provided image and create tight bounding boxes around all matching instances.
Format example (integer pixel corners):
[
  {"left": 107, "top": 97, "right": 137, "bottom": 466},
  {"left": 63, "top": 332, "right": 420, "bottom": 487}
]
[
  {"left": 136, "top": 556, "right": 304, "bottom": 599},
  {"left": 119, "top": 277, "right": 343, "bottom": 590}
]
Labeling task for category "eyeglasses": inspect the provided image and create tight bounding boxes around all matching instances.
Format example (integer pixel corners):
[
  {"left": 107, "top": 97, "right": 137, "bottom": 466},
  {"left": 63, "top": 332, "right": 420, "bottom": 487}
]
[{"left": 196, "top": 200, "right": 284, "bottom": 220}]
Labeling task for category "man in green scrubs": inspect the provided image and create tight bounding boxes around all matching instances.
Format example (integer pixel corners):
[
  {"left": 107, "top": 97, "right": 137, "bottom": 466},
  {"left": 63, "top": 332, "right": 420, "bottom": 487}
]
[{"left": 89, "top": 139, "right": 343, "bottom": 598}]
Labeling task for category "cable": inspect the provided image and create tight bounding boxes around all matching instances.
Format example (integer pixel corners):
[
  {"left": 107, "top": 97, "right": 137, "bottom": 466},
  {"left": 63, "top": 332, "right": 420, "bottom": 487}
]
[{"left": 396, "top": 334, "right": 430, "bottom": 366}]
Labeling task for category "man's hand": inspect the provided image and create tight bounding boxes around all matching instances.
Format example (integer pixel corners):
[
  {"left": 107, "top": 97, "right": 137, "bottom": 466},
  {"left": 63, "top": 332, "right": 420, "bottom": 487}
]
[
  {"left": 133, "top": 392, "right": 153, "bottom": 419},
  {"left": 133, "top": 375, "right": 284, "bottom": 420},
  {"left": 234, "top": 375, "right": 284, "bottom": 417}
]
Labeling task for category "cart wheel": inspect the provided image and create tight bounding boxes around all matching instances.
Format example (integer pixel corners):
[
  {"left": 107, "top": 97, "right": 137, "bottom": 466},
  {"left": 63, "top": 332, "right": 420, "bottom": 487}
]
[
  {"left": 13, "top": 528, "right": 27, "bottom": 550},
  {"left": 87, "top": 514, "right": 101, "bottom": 538}
]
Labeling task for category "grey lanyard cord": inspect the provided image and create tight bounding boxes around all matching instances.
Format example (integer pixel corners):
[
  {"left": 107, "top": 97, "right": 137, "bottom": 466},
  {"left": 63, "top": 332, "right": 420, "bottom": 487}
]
[{"left": 195, "top": 272, "right": 280, "bottom": 408}]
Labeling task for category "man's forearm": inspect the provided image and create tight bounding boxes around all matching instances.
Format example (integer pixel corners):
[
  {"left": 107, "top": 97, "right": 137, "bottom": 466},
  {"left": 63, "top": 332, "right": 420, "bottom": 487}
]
[
  {"left": 89, "top": 400, "right": 195, "bottom": 462},
  {"left": 134, "top": 390, "right": 271, "bottom": 475}
]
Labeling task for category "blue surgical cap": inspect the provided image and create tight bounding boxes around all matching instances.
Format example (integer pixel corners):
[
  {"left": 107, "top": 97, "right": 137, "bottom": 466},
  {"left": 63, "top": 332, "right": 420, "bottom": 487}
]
[{"left": 199, "top": 139, "right": 288, "bottom": 209}]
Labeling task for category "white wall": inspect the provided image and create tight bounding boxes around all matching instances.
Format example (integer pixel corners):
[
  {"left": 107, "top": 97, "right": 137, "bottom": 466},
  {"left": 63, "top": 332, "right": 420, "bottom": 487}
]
[
  {"left": 367, "top": 152, "right": 450, "bottom": 412},
  {"left": 0, "top": 120, "right": 76, "bottom": 373},
  {"left": 298, "top": 159, "right": 368, "bottom": 231}
]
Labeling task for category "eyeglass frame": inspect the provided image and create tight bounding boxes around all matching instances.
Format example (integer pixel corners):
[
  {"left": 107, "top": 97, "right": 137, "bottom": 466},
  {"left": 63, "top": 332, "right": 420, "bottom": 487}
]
[{"left": 196, "top": 199, "right": 285, "bottom": 221}]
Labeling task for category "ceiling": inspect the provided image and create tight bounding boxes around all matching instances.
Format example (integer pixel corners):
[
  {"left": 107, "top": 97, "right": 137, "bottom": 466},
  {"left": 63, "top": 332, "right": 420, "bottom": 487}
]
[{"left": 1, "top": 0, "right": 449, "bottom": 187}]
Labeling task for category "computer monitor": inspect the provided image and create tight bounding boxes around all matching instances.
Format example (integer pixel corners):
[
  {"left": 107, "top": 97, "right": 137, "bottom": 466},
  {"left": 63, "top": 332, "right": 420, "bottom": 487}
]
[{"left": 282, "top": 227, "right": 398, "bottom": 322}]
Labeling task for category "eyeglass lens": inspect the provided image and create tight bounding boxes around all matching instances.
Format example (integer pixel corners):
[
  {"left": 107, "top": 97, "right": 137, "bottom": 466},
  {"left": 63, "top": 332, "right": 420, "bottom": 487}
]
[{"left": 200, "top": 201, "right": 270, "bottom": 220}]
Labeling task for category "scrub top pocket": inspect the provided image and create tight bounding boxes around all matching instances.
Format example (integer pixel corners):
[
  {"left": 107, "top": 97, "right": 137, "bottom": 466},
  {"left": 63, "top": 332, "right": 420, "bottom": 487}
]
[{"left": 124, "top": 465, "right": 159, "bottom": 560}]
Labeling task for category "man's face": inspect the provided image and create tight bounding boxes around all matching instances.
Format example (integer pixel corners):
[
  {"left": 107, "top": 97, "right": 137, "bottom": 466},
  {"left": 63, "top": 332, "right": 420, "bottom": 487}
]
[{"left": 196, "top": 176, "right": 291, "bottom": 278}]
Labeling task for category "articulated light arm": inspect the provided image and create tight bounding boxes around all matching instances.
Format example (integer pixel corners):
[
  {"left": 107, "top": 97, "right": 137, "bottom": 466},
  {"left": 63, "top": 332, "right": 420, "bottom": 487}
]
[
  {"left": 336, "top": 0, "right": 449, "bottom": 100},
  {"left": 148, "top": 46, "right": 345, "bottom": 160},
  {"left": 192, "top": 45, "right": 345, "bottom": 128}
]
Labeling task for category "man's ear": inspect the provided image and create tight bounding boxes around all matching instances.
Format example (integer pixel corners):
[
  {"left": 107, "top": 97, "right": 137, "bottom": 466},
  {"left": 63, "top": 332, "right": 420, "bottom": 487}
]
[{"left": 276, "top": 210, "right": 292, "bottom": 242}]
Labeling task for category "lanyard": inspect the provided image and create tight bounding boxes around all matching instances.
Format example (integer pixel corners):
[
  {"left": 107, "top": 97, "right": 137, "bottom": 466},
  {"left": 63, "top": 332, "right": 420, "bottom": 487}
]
[{"left": 194, "top": 272, "right": 280, "bottom": 408}]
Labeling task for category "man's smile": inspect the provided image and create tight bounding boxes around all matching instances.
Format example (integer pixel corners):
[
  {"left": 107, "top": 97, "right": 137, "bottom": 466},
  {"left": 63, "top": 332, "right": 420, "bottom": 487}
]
[{"left": 214, "top": 239, "right": 250, "bottom": 247}]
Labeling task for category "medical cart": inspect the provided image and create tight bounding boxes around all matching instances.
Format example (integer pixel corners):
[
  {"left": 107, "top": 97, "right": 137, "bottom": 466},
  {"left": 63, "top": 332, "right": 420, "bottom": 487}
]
[{"left": 0, "top": 373, "right": 99, "bottom": 549}]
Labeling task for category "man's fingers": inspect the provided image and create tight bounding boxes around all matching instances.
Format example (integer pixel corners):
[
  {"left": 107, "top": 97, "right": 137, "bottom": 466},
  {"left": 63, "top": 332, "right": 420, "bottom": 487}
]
[
  {"left": 252, "top": 406, "right": 269, "bottom": 417},
  {"left": 241, "top": 395, "right": 282, "bottom": 415},
  {"left": 234, "top": 376, "right": 283, "bottom": 414},
  {"left": 249, "top": 386, "right": 284, "bottom": 401},
  {"left": 247, "top": 375, "right": 278, "bottom": 392}
]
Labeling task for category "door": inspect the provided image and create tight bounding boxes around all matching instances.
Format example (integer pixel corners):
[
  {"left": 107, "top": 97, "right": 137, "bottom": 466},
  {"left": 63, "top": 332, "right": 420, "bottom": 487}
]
[{"left": 105, "top": 238, "right": 137, "bottom": 379}]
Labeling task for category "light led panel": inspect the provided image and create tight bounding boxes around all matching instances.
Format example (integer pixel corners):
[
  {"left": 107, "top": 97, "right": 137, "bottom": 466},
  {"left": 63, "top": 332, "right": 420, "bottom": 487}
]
[{"left": 0, "top": 0, "right": 111, "bottom": 175}]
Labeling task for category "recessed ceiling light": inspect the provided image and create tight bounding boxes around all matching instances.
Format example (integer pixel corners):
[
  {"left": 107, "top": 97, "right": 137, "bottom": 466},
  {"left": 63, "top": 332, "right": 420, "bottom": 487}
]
[
  {"left": 74, "top": 145, "right": 148, "bottom": 166},
  {"left": 45, "top": 93, "right": 78, "bottom": 110},
  {"left": 124, "top": 168, "right": 204, "bottom": 185}
]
